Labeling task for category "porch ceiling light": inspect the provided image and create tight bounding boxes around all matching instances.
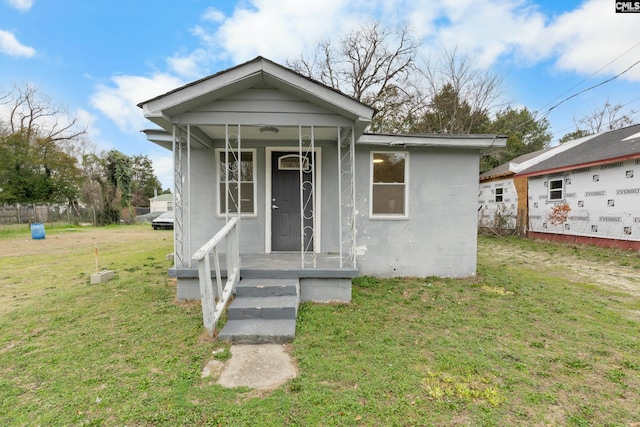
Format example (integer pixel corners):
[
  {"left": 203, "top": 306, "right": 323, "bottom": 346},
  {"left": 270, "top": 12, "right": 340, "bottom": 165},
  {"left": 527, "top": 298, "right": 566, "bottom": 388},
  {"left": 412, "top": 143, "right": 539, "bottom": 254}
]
[{"left": 259, "top": 126, "right": 279, "bottom": 134}]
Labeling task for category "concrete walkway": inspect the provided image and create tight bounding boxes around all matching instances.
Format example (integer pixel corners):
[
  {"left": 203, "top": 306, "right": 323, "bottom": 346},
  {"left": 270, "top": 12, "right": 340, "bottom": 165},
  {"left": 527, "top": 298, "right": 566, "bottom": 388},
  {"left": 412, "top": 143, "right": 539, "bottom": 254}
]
[{"left": 205, "top": 344, "right": 297, "bottom": 390}]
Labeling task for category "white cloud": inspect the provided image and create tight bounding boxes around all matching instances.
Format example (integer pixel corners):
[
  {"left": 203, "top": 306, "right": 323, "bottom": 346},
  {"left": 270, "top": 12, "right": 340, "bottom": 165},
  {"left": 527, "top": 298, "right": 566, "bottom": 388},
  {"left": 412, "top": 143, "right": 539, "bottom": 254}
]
[
  {"left": 0, "top": 30, "right": 35, "bottom": 57},
  {"left": 427, "top": 0, "right": 547, "bottom": 68},
  {"left": 6, "top": 0, "right": 34, "bottom": 11},
  {"left": 75, "top": 107, "right": 102, "bottom": 141},
  {"left": 200, "top": 0, "right": 363, "bottom": 64},
  {"left": 120, "top": 0, "right": 640, "bottom": 92},
  {"left": 90, "top": 0, "right": 640, "bottom": 141},
  {"left": 202, "top": 7, "right": 225, "bottom": 23},
  {"left": 90, "top": 73, "right": 184, "bottom": 134},
  {"left": 167, "top": 48, "right": 210, "bottom": 79},
  {"left": 148, "top": 151, "right": 174, "bottom": 190},
  {"left": 542, "top": 0, "right": 640, "bottom": 81}
]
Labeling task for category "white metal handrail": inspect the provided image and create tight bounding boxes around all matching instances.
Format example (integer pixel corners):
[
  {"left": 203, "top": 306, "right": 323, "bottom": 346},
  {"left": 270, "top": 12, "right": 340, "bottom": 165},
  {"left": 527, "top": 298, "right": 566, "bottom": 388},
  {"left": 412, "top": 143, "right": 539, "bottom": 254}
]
[{"left": 192, "top": 217, "right": 240, "bottom": 336}]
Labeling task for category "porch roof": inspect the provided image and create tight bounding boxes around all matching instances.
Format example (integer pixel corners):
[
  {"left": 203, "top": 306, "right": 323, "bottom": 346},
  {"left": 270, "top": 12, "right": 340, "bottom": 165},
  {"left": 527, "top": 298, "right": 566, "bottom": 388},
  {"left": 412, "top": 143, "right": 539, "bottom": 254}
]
[{"left": 138, "top": 56, "right": 375, "bottom": 146}]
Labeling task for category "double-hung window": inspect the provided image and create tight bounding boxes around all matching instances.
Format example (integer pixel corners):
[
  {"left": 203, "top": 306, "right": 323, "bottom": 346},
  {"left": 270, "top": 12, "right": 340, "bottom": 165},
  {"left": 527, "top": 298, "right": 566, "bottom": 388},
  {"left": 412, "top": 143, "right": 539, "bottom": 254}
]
[
  {"left": 217, "top": 149, "right": 256, "bottom": 215},
  {"left": 495, "top": 187, "right": 504, "bottom": 203},
  {"left": 548, "top": 178, "right": 564, "bottom": 201},
  {"left": 370, "top": 152, "right": 408, "bottom": 218}
]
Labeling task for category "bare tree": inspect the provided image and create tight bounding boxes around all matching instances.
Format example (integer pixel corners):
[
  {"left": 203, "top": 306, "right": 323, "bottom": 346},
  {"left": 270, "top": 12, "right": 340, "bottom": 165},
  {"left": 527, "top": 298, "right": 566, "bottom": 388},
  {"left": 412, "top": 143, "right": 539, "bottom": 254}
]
[
  {"left": 414, "top": 47, "right": 507, "bottom": 134},
  {"left": 573, "top": 100, "right": 636, "bottom": 134},
  {"left": 3, "top": 84, "right": 85, "bottom": 143},
  {"left": 287, "top": 21, "right": 422, "bottom": 133},
  {"left": 287, "top": 24, "right": 507, "bottom": 136}
]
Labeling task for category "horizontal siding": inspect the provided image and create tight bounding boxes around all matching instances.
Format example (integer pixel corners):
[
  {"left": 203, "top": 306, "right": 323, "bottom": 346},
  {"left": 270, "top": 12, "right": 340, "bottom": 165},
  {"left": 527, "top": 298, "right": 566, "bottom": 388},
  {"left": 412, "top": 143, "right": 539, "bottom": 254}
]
[{"left": 194, "top": 88, "right": 331, "bottom": 115}]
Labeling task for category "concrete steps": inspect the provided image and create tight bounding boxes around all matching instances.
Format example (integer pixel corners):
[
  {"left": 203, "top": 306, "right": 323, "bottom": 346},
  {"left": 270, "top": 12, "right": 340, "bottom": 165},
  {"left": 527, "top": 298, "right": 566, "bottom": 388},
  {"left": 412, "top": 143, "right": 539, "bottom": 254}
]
[{"left": 219, "top": 278, "right": 299, "bottom": 344}]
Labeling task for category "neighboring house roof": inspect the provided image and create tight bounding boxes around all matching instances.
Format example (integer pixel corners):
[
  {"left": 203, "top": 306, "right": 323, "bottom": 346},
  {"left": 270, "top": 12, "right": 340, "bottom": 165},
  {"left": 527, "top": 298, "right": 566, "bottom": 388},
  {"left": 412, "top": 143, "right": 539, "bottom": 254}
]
[
  {"left": 516, "top": 124, "right": 640, "bottom": 177},
  {"left": 150, "top": 194, "right": 173, "bottom": 202},
  {"left": 479, "top": 148, "right": 549, "bottom": 181}
]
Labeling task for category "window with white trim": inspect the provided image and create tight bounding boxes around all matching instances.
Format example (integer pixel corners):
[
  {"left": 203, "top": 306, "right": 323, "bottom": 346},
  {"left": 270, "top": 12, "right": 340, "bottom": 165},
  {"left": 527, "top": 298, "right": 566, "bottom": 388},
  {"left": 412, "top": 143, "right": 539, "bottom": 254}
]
[
  {"left": 216, "top": 149, "right": 256, "bottom": 215},
  {"left": 495, "top": 187, "right": 503, "bottom": 202},
  {"left": 548, "top": 178, "right": 564, "bottom": 201},
  {"left": 371, "top": 152, "right": 408, "bottom": 217}
]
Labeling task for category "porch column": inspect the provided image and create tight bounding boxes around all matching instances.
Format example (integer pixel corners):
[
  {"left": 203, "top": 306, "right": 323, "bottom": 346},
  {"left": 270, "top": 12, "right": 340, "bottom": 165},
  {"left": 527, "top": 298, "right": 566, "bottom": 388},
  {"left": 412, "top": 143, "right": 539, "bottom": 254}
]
[
  {"left": 172, "top": 124, "right": 191, "bottom": 268},
  {"left": 223, "top": 124, "right": 242, "bottom": 222},
  {"left": 299, "top": 125, "right": 316, "bottom": 268},
  {"left": 337, "top": 127, "right": 357, "bottom": 268}
]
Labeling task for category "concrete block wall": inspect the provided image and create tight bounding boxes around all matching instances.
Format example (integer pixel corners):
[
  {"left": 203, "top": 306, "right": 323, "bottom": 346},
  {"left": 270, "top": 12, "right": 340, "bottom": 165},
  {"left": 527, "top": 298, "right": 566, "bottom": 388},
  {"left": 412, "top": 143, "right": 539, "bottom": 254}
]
[{"left": 355, "top": 147, "right": 482, "bottom": 278}]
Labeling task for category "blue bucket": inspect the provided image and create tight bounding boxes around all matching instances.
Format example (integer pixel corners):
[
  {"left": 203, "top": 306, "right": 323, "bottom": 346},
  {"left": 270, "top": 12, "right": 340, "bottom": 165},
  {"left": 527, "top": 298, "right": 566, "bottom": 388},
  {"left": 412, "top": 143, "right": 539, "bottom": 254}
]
[{"left": 30, "top": 223, "right": 46, "bottom": 240}]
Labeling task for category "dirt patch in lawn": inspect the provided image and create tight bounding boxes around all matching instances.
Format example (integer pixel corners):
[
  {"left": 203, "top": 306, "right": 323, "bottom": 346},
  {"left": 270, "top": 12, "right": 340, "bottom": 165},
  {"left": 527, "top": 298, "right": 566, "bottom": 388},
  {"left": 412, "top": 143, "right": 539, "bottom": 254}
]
[
  {"left": 479, "top": 238, "right": 640, "bottom": 297},
  {"left": 0, "top": 225, "right": 173, "bottom": 316},
  {"left": 0, "top": 225, "right": 169, "bottom": 258}
]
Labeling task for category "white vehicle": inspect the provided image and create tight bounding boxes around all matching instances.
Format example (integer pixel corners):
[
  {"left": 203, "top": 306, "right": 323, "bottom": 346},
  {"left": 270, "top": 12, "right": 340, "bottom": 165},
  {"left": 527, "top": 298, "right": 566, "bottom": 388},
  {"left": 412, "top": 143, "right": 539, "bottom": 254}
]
[{"left": 151, "top": 211, "right": 174, "bottom": 230}]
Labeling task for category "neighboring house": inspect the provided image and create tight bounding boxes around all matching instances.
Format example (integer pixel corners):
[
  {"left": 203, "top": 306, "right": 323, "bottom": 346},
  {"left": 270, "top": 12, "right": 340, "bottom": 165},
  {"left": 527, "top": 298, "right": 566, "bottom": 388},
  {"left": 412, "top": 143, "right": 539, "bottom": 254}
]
[
  {"left": 515, "top": 124, "right": 640, "bottom": 250},
  {"left": 478, "top": 133, "right": 602, "bottom": 235},
  {"left": 138, "top": 57, "right": 506, "bottom": 341},
  {"left": 150, "top": 193, "right": 174, "bottom": 212},
  {"left": 478, "top": 149, "right": 548, "bottom": 233}
]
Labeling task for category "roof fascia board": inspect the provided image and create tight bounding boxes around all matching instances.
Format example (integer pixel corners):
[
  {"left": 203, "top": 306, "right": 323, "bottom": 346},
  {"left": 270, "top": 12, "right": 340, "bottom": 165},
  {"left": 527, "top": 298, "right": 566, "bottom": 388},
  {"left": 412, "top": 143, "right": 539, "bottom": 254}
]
[
  {"left": 141, "top": 126, "right": 211, "bottom": 150},
  {"left": 142, "top": 129, "right": 172, "bottom": 151},
  {"left": 480, "top": 171, "right": 513, "bottom": 182},
  {"left": 141, "top": 63, "right": 264, "bottom": 115},
  {"left": 260, "top": 63, "right": 374, "bottom": 120},
  {"left": 357, "top": 133, "right": 507, "bottom": 149}
]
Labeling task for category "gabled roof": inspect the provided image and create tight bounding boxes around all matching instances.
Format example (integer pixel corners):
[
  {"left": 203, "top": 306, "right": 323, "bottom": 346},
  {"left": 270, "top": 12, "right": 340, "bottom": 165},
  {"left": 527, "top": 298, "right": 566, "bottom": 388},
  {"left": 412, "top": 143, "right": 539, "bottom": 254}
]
[
  {"left": 516, "top": 124, "right": 640, "bottom": 177},
  {"left": 138, "top": 56, "right": 375, "bottom": 137},
  {"left": 479, "top": 132, "right": 602, "bottom": 181}
]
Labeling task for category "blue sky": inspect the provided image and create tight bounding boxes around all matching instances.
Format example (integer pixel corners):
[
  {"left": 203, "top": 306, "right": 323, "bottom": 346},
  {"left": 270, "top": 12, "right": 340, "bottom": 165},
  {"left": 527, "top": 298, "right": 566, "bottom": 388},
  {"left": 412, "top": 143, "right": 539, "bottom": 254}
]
[{"left": 1, "top": 0, "right": 639, "bottom": 189}]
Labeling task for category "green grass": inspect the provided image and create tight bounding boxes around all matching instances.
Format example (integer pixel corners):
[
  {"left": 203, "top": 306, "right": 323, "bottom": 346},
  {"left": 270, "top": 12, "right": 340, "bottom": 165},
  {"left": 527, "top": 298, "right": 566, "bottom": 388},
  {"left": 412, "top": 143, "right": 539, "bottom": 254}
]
[{"left": 1, "top": 229, "right": 639, "bottom": 426}]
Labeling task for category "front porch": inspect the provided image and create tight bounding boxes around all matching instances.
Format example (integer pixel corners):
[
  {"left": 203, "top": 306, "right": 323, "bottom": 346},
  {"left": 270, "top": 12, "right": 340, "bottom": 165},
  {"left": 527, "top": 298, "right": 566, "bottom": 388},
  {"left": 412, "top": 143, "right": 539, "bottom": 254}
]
[
  {"left": 171, "top": 251, "right": 357, "bottom": 343},
  {"left": 139, "top": 57, "right": 374, "bottom": 342},
  {"left": 171, "top": 252, "right": 358, "bottom": 303}
]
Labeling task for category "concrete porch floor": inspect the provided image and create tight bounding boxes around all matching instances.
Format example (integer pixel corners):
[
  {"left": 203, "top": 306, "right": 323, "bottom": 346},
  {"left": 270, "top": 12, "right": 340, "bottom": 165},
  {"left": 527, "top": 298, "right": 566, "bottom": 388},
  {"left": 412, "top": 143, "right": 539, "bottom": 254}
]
[
  {"left": 170, "top": 253, "right": 359, "bottom": 280},
  {"left": 170, "top": 253, "right": 358, "bottom": 302}
]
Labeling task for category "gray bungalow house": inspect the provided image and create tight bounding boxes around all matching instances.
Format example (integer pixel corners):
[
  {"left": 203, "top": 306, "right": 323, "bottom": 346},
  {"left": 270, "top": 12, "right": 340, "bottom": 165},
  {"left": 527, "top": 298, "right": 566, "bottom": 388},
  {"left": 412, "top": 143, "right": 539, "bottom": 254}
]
[{"left": 139, "top": 57, "right": 506, "bottom": 342}]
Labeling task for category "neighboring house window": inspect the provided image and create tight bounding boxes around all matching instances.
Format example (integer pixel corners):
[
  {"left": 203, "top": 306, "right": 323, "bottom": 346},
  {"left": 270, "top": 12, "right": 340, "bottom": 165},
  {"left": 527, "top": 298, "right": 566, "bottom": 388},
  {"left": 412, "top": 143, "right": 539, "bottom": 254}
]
[
  {"left": 548, "top": 178, "right": 564, "bottom": 201},
  {"left": 371, "top": 152, "right": 408, "bottom": 217},
  {"left": 495, "top": 188, "right": 503, "bottom": 202},
  {"left": 217, "top": 149, "right": 256, "bottom": 215}
]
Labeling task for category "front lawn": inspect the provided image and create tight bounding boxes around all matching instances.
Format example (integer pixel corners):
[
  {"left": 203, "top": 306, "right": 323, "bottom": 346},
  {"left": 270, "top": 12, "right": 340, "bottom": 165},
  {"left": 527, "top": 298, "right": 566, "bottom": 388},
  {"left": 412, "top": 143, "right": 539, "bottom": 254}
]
[{"left": 0, "top": 227, "right": 638, "bottom": 426}]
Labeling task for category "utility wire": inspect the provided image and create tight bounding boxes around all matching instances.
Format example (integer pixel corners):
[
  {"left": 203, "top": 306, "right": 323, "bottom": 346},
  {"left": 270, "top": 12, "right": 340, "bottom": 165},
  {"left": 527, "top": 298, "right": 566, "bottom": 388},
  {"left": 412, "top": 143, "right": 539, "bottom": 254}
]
[
  {"left": 511, "top": 54, "right": 640, "bottom": 136},
  {"left": 504, "top": 41, "right": 640, "bottom": 134},
  {"left": 536, "top": 40, "right": 640, "bottom": 112},
  {"left": 547, "top": 95, "right": 640, "bottom": 143},
  {"left": 544, "top": 58, "right": 640, "bottom": 114}
]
